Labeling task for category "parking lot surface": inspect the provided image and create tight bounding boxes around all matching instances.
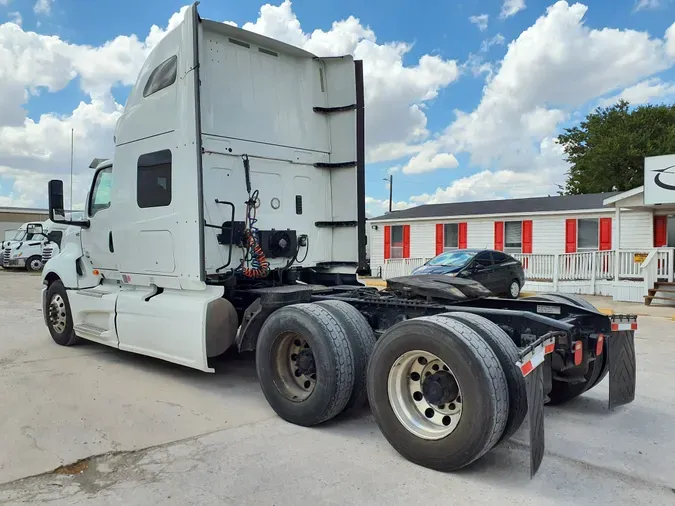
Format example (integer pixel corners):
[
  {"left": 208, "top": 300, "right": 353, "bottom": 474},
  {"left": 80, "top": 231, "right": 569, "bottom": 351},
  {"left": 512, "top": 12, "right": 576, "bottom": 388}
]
[{"left": 1, "top": 270, "right": 674, "bottom": 505}]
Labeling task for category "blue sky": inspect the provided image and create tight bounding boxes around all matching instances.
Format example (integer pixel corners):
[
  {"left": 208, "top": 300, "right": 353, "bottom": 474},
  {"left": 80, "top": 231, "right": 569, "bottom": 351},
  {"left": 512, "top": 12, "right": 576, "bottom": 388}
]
[{"left": 1, "top": 0, "right": 674, "bottom": 214}]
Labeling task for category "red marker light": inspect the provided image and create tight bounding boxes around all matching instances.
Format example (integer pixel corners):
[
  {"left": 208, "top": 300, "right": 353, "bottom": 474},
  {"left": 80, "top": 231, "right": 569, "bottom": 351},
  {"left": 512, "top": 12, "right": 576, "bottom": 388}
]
[
  {"left": 573, "top": 341, "right": 583, "bottom": 366},
  {"left": 596, "top": 334, "right": 604, "bottom": 356}
]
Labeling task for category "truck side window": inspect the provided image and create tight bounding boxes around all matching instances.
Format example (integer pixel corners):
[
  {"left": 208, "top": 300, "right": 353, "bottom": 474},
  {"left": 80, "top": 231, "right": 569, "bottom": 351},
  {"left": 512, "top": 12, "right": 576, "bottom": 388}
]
[
  {"left": 137, "top": 150, "right": 172, "bottom": 209},
  {"left": 143, "top": 55, "right": 178, "bottom": 98},
  {"left": 90, "top": 167, "right": 113, "bottom": 217}
]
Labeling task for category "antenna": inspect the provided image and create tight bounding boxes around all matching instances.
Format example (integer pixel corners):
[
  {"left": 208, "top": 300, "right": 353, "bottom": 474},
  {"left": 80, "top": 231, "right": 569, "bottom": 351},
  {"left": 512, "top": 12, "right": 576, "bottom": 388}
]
[{"left": 70, "top": 128, "right": 74, "bottom": 217}]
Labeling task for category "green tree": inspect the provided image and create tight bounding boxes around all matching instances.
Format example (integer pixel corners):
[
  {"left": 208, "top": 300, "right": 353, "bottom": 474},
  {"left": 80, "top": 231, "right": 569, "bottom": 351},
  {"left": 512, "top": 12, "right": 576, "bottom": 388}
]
[{"left": 558, "top": 100, "right": 675, "bottom": 194}]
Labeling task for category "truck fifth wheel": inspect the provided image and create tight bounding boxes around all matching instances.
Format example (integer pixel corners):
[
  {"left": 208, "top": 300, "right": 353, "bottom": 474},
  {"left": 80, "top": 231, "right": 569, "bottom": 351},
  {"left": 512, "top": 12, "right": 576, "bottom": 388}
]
[{"left": 40, "top": 2, "right": 638, "bottom": 477}]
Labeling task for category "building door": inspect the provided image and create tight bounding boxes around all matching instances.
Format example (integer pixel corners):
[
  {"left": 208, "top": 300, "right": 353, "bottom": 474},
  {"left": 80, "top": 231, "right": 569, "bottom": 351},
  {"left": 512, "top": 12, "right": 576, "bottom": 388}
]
[{"left": 667, "top": 216, "right": 675, "bottom": 247}]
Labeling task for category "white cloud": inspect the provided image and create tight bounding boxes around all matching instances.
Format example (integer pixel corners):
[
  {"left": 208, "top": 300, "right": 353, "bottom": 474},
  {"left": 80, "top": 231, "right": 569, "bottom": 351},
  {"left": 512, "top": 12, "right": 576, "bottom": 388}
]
[
  {"left": 0, "top": 6, "right": 186, "bottom": 207},
  {"left": 634, "top": 0, "right": 661, "bottom": 11},
  {"left": 480, "top": 33, "right": 505, "bottom": 52},
  {"left": 666, "top": 22, "right": 675, "bottom": 58},
  {"left": 401, "top": 146, "right": 459, "bottom": 174},
  {"left": 239, "top": 1, "right": 460, "bottom": 158},
  {"left": 599, "top": 78, "right": 675, "bottom": 106},
  {"left": 500, "top": 0, "right": 526, "bottom": 19},
  {"left": 8, "top": 12, "right": 21, "bottom": 26},
  {"left": 441, "top": 2, "right": 675, "bottom": 174},
  {"left": 33, "top": 0, "right": 53, "bottom": 15},
  {"left": 469, "top": 14, "right": 489, "bottom": 31}
]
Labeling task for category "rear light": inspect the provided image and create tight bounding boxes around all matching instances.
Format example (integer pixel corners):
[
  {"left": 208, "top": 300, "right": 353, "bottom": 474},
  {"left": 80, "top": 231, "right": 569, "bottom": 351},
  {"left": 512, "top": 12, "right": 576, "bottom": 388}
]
[
  {"left": 573, "top": 341, "right": 583, "bottom": 366},
  {"left": 596, "top": 334, "right": 604, "bottom": 356}
]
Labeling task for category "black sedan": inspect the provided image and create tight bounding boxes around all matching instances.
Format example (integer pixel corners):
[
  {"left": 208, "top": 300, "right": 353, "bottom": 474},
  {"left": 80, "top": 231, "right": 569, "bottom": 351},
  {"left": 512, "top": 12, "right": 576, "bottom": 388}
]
[{"left": 410, "top": 249, "right": 525, "bottom": 298}]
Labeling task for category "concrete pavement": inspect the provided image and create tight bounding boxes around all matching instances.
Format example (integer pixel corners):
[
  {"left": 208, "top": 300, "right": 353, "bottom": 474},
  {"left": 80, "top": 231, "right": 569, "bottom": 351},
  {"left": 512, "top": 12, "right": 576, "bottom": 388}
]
[{"left": 1, "top": 270, "right": 675, "bottom": 505}]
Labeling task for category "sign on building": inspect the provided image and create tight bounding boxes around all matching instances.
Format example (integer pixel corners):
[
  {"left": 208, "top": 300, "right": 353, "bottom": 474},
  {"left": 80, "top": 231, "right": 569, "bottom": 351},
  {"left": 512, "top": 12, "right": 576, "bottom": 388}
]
[{"left": 644, "top": 154, "right": 675, "bottom": 205}]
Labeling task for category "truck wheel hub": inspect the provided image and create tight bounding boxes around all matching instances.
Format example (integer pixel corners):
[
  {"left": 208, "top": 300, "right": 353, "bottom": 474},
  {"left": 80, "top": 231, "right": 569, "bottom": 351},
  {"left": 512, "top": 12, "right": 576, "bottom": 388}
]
[
  {"left": 295, "top": 349, "right": 316, "bottom": 376},
  {"left": 422, "top": 371, "right": 459, "bottom": 406},
  {"left": 387, "top": 350, "right": 463, "bottom": 440}
]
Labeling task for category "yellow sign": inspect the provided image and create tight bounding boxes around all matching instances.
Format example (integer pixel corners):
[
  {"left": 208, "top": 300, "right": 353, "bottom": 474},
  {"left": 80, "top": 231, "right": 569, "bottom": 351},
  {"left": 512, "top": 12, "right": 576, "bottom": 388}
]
[{"left": 633, "top": 253, "right": 648, "bottom": 263}]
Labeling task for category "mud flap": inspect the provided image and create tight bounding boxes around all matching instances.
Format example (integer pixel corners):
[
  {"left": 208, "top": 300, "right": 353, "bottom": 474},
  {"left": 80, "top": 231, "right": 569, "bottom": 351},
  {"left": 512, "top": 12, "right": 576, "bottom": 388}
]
[
  {"left": 516, "top": 332, "right": 559, "bottom": 478},
  {"left": 607, "top": 315, "right": 637, "bottom": 410},
  {"left": 525, "top": 365, "right": 545, "bottom": 478}
]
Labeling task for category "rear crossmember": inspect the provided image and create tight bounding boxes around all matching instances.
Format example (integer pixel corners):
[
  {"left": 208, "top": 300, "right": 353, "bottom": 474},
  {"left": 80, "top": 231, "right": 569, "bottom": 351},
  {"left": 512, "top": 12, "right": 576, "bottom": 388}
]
[{"left": 518, "top": 314, "right": 636, "bottom": 477}]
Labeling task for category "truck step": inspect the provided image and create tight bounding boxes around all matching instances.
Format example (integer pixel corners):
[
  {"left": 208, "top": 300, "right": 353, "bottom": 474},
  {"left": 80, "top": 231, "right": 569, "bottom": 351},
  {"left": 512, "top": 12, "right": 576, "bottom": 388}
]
[{"left": 74, "top": 323, "right": 106, "bottom": 338}]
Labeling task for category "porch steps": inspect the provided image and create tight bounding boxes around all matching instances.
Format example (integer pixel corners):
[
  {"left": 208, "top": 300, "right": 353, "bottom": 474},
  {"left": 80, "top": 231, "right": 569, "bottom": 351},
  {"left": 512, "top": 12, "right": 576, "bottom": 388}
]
[{"left": 645, "top": 282, "right": 675, "bottom": 306}]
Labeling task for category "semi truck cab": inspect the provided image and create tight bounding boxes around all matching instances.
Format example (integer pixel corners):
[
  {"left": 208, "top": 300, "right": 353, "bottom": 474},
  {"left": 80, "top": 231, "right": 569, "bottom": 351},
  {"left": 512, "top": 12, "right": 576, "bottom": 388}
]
[{"left": 2, "top": 220, "right": 68, "bottom": 271}]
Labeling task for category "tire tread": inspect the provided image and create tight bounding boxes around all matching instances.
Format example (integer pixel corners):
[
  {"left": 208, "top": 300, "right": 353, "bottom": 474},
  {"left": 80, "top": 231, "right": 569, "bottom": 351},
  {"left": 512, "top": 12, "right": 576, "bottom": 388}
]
[
  {"left": 439, "top": 312, "right": 527, "bottom": 442},
  {"left": 315, "top": 300, "right": 375, "bottom": 412},
  {"left": 421, "top": 315, "right": 509, "bottom": 462}
]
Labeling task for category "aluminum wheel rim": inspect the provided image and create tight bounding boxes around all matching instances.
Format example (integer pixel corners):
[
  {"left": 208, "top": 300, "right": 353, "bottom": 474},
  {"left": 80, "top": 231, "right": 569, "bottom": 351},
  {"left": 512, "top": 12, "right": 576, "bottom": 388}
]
[
  {"left": 271, "top": 332, "right": 317, "bottom": 402},
  {"left": 30, "top": 259, "right": 42, "bottom": 270},
  {"left": 49, "top": 294, "right": 68, "bottom": 334},
  {"left": 510, "top": 281, "right": 519, "bottom": 298},
  {"left": 387, "top": 350, "right": 463, "bottom": 440}
]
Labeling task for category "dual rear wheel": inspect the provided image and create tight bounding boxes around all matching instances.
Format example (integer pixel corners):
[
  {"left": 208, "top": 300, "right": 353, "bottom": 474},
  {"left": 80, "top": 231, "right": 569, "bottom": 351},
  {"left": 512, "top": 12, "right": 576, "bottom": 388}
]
[{"left": 257, "top": 302, "right": 527, "bottom": 472}]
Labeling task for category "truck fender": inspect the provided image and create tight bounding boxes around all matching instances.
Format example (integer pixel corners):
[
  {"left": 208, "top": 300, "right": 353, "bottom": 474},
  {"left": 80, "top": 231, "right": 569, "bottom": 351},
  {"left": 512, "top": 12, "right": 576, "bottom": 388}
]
[
  {"left": 236, "top": 299, "right": 274, "bottom": 353},
  {"left": 41, "top": 236, "right": 99, "bottom": 290}
]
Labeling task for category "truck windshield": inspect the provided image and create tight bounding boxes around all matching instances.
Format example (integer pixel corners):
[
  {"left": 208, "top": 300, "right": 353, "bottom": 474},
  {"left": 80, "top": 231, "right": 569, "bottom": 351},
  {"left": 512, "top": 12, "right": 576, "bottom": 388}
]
[
  {"left": 11, "top": 230, "right": 27, "bottom": 241},
  {"left": 427, "top": 251, "right": 474, "bottom": 267}
]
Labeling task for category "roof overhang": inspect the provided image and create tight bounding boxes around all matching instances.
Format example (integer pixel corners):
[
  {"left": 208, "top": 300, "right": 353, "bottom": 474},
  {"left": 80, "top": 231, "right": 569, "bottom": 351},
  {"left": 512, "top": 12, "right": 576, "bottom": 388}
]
[
  {"left": 368, "top": 207, "right": 616, "bottom": 224},
  {"left": 603, "top": 186, "right": 644, "bottom": 206}
]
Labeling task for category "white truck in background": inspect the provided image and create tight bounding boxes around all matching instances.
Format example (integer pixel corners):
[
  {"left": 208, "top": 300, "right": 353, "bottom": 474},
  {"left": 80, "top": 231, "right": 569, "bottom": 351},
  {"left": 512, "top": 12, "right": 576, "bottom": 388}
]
[
  {"left": 40, "top": 2, "right": 638, "bottom": 477},
  {"left": 1, "top": 220, "right": 68, "bottom": 271}
]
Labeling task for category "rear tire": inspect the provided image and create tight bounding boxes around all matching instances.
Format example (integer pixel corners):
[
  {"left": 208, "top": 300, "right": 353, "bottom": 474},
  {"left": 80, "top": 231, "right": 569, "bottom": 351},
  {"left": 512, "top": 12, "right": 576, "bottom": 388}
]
[
  {"left": 314, "top": 300, "right": 375, "bottom": 413},
  {"left": 46, "top": 281, "right": 80, "bottom": 346},
  {"left": 255, "top": 303, "right": 355, "bottom": 426},
  {"left": 367, "top": 315, "right": 508, "bottom": 471},
  {"left": 438, "top": 312, "right": 527, "bottom": 442}
]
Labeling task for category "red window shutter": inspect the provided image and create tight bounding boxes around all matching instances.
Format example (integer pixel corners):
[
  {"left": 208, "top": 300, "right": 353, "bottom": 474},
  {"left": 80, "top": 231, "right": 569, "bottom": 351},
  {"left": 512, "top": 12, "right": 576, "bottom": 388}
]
[
  {"left": 654, "top": 216, "right": 667, "bottom": 247},
  {"left": 403, "top": 225, "right": 411, "bottom": 258},
  {"left": 599, "top": 217, "right": 612, "bottom": 250},
  {"left": 522, "top": 220, "right": 533, "bottom": 254},
  {"left": 494, "top": 221, "right": 504, "bottom": 251},
  {"left": 384, "top": 225, "right": 391, "bottom": 260},
  {"left": 435, "top": 224, "right": 444, "bottom": 255},
  {"left": 565, "top": 219, "right": 577, "bottom": 253},
  {"left": 458, "top": 222, "right": 467, "bottom": 249}
]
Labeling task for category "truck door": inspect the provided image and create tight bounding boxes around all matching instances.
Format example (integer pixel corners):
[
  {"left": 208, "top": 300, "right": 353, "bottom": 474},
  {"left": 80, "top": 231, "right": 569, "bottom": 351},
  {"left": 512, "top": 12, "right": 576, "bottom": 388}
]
[{"left": 80, "top": 166, "right": 118, "bottom": 274}]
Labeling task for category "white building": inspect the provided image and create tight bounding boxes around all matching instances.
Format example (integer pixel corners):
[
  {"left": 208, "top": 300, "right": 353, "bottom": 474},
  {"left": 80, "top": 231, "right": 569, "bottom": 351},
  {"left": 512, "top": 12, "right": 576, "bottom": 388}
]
[
  {"left": 0, "top": 207, "right": 49, "bottom": 240},
  {"left": 368, "top": 157, "right": 675, "bottom": 304}
]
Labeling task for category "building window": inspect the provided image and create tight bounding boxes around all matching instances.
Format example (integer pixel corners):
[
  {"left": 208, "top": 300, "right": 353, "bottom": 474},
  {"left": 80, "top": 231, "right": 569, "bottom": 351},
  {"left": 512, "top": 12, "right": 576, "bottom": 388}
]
[
  {"left": 137, "top": 150, "right": 172, "bottom": 209},
  {"left": 143, "top": 55, "right": 178, "bottom": 98},
  {"left": 90, "top": 167, "right": 113, "bottom": 217},
  {"left": 578, "top": 218, "right": 599, "bottom": 251},
  {"left": 444, "top": 223, "right": 459, "bottom": 251},
  {"left": 504, "top": 221, "right": 522, "bottom": 253},
  {"left": 390, "top": 225, "right": 404, "bottom": 259}
]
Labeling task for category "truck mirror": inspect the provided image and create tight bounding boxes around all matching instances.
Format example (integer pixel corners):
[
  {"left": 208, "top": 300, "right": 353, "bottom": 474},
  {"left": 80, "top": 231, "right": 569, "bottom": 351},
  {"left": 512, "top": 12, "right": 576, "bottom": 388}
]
[
  {"left": 27, "top": 224, "right": 43, "bottom": 235},
  {"left": 48, "top": 180, "right": 66, "bottom": 222}
]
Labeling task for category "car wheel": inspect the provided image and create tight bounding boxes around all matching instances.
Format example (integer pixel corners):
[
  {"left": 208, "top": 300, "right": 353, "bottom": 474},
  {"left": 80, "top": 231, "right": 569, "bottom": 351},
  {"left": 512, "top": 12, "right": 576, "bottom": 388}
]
[{"left": 508, "top": 279, "right": 520, "bottom": 299}]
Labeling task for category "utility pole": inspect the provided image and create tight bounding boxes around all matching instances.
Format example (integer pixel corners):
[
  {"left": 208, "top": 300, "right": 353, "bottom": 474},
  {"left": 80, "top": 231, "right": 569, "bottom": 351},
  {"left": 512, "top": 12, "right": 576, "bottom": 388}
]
[
  {"left": 70, "top": 128, "right": 74, "bottom": 215},
  {"left": 383, "top": 175, "right": 393, "bottom": 213}
]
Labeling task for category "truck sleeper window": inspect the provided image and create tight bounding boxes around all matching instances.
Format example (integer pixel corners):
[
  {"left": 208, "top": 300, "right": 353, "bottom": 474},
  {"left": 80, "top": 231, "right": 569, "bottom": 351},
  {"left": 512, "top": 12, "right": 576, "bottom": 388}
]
[{"left": 137, "top": 150, "right": 172, "bottom": 208}]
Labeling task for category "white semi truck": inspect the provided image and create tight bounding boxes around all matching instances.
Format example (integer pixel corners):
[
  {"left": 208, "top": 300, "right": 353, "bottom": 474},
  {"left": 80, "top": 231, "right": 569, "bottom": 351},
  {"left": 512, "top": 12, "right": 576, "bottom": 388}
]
[
  {"left": 1, "top": 220, "right": 68, "bottom": 271},
  {"left": 41, "top": 2, "right": 638, "bottom": 476}
]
